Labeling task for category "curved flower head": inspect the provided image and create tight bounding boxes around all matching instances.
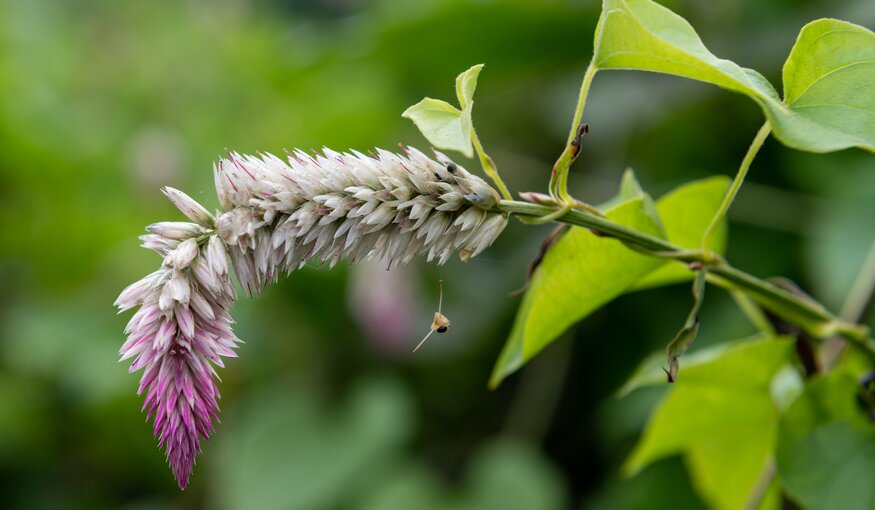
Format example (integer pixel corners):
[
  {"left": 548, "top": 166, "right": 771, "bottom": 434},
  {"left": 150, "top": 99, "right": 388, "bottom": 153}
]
[
  {"left": 117, "top": 145, "right": 508, "bottom": 489},
  {"left": 214, "top": 146, "right": 508, "bottom": 295},
  {"left": 116, "top": 195, "right": 239, "bottom": 490}
]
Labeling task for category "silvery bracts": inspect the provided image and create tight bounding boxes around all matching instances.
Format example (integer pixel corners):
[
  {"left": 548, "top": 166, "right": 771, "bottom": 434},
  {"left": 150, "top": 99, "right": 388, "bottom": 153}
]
[
  {"left": 214, "top": 146, "right": 508, "bottom": 296},
  {"left": 115, "top": 147, "right": 508, "bottom": 489}
]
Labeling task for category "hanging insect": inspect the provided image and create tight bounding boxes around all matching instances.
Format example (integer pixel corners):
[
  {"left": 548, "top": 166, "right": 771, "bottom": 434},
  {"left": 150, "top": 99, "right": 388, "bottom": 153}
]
[{"left": 413, "top": 280, "right": 451, "bottom": 352}]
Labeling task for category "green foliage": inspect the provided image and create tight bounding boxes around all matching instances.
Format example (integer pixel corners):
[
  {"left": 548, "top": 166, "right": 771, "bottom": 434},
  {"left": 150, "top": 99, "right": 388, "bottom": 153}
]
[
  {"left": 593, "top": 0, "right": 780, "bottom": 102},
  {"left": 777, "top": 372, "right": 875, "bottom": 510},
  {"left": 490, "top": 196, "right": 664, "bottom": 387},
  {"left": 775, "top": 19, "right": 875, "bottom": 153},
  {"left": 624, "top": 338, "right": 794, "bottom": 510},
  {"left": 359, "top": 438, "right": 566, "bottom": 510},
  {"left": 491, "top": 176, "right": 729, "bottom": 387},
  {"left": 593, "top": 0, "right": 875, "bottom": 153},
  {"left": 4, "top": 0, "right": 875, "bottom": 507},
  {"left": 634, "top": 177, "right": 729, "bottom": 289},
  {"left": 212, "top": 379, "right": 415, "bottom": 510},
  {"left": 402, "top": 64, "right": 483, "bottom": 158}
]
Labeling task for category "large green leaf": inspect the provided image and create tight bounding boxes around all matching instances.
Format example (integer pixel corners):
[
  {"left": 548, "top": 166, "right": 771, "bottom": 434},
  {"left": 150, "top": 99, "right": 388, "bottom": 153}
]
[
  {"left": 624, "top": 338, "right": 794, "bottom": 510},
  {"left": 633, "top": 176, "right": 729, "bottom": 289},
  {"left": 490, "top": 197, "right": 664, "bottom": 388},
  {"left": 593, "top": 0, "right": 875, "bottom": 153},
  {"left": 490, "top": 177, "right": 729, "bottom": 387},
  {"left": 402, "top": 64, "right": 484, "bottom": 158},
  {"left": 593, "top": 0, "right": 779, "bottom": 101},
  {"left": 769, "top": 19, "right": 875, "bottom": 153},
  {"left": 776, "top": 372, "right": 875, "bottom": 510}
]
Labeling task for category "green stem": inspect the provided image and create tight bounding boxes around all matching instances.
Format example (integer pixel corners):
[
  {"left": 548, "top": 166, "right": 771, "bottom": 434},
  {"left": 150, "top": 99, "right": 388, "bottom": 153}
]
[
  {"left": 823, "top": 237, "right": 875, "bottom": 369},
  {"left": 730, "top": 290, "right": 776, "bottom": 336},
  {"left": 471, "top": 127, "right": 512, "bottom": 201},
  {"left": 545, "top": 63, "right": 598, "bottom": 205},
  {"left": 840, "top": 237, "right": 875, "bottom": 324},
  {"left": 702, "top": 122, "right": 771, "bottom": 250},
  {"left": 567, "top": 62, "right": 598, "bottom": 146},
  {"left": 496, "top": 199, "right": 875, "bottom": 360}
]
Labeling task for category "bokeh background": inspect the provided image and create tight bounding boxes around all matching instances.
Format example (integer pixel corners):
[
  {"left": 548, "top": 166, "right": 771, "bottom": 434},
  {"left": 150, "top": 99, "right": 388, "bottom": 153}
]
[{"left": 1, "top": 0, "right": 874, "bottom": 508}]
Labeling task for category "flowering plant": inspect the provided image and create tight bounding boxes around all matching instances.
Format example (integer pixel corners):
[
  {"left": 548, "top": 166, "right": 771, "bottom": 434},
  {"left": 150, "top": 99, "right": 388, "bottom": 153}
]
[{"left": 115, "top": 1, "right": 875, "bottom": 505}]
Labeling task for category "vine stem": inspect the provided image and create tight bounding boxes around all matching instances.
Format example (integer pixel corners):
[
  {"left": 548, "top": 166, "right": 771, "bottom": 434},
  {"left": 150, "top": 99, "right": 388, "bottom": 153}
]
[
  {"left": 495, "top": 199, "right": 875, "bottom": 360},
  {"left": 702, "top": 122, "right": 772, "bottom": 250},
  {"left": 566, "top": 62, "right": 598, "bottom": 146},
  {"left": 471, "top": 126, "right": 512, "bottom": 200},
  {"left": 823, "top": 237, "right": 875, "bottom": 369},
  {"left": 840, "top": 237, "right": 875, "bottom": 324}
]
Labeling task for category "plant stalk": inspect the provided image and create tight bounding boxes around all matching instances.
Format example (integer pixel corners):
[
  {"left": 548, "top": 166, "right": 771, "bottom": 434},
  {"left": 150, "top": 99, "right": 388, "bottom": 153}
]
[
  {"left": 567, "top": 62, "right": 598, "bottom": 146},
  {"left": 496, "top": 199, "right": 875, "bottom": 360},
  {"left": 702, "top": 122, "right": 771, "bottom": 250}
]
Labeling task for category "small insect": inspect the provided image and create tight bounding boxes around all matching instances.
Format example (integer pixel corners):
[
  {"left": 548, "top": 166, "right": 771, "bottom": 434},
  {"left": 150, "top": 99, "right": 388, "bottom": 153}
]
[{"left": 413, "top": 280, "right": 451, "bottom": 352}]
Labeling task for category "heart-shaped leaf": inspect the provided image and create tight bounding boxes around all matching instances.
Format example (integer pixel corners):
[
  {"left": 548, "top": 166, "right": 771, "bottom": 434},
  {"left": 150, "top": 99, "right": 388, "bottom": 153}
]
[
  {"left": 768, "top": 19, "right": 875, "bottom": 153},
  {"left": 593, "top": 0, "right": 875, "bottom": 153}
]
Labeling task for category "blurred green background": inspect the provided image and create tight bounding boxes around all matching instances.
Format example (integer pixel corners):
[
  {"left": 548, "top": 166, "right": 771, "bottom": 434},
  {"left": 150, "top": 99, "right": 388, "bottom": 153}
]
[{"left": 1, "top": 0, "right": 874, "bottom": 508}]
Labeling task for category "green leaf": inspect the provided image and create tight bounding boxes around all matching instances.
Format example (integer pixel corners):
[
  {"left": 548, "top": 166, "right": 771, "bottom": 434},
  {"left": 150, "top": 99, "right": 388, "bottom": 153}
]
[
  {"left": 769, "top": 19, "right": 875, "bottom": 153},
  {"left": 601, "top": 169, "right": 664, "bottom": 230},
  {"left": 455, "top": 63, "right": 483, "bottom": 111},
  {"left": 491, "top": 176, "right": 729, "bottom": 388},
  {"left": 633, "top": 176, "right": 729, "bottom": 289},
  {"left": 624, "top": 338, "right": 794, "bottom": 510},
  {"left": 490, "top": 197, "right": 665, "bottom": 388},
  {"left": 593, "top": 0, "right": 779, "bottom": 102},
  {"left": 777, "top": 372, "right": 875, "bottom": 510},
  {"left": 593, "top": 1, "right": 875, "bottom": 153},
  {"left": 617, "top": 337, "right": 740, "bottom": 397},
  {"left": 402, "top": 98, "right": 473, "bottom": 157},
  {"left": 403, "top": 64, "right": 486, "bottom": 159}
]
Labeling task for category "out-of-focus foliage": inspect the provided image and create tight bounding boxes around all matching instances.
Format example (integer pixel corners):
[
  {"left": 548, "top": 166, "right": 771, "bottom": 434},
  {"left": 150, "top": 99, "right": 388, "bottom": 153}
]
[
  {"left": 1, "top": 0, "right": 874, "bottom": 508},
  {"left": 777, "top": 372, "right": 875, "bottom": 510}
]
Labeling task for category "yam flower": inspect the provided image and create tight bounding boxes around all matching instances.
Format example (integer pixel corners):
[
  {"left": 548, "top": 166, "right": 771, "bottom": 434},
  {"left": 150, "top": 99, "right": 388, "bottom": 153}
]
[{"left": 115, "top": 146, "right": 506, "bottom": 488}]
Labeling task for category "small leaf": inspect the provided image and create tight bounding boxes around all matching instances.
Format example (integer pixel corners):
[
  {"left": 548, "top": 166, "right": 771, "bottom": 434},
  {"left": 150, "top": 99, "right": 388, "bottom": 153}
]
[
  {"left": 490, "top": 196, "right": 665, "bottom": 388},
  {"left": 403, "top": 64, "right": 487, "bottom": 159},
  {"left": 601, "top": 169, "right": 663, "bottom": 230},
  {"left": 776, "top": 372, "right": 875, "bottom": 510},
  {"left": 402, "top": 98, "right": 473, "bottom": 158},
  {"left": 455, "top": 63, "right": 484, "bottom": 111},
  {"left": 624, "top": 338, "right": 794, "bottom": 510},
  {"left": 768, "top": 19, "right": 875, "bottom": 153}
]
